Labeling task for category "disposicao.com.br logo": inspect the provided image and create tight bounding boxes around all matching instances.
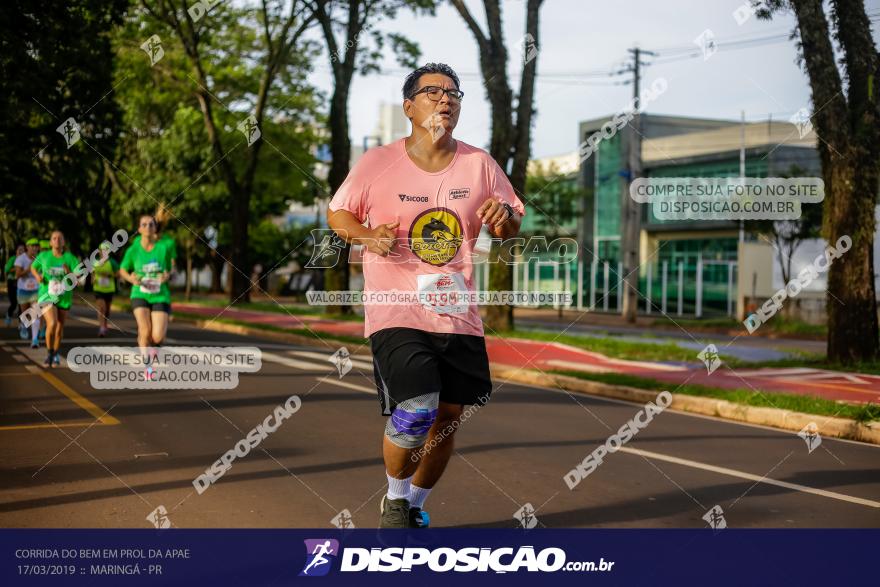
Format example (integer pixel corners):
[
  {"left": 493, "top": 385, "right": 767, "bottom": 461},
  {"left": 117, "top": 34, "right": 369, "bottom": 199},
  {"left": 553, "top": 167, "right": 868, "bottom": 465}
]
[
  {"left": 300, "top": 539, "right": 340, "bottom": 577},
  {"left": 298, "top": 539, "right": 613, "bottom": 575}
]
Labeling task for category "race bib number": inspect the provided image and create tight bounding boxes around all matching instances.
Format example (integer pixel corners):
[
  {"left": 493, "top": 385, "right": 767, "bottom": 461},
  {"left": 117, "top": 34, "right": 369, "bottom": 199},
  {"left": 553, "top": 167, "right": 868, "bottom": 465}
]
[
  {"left": 20, "top": 277, "right": 38, "bottom": 290},
  {"left": 417, "top": 272, "right": 468, "bottom": 314},
  {"left": 140, "top": 278, "right": 161, "bottom": 294},
  {"left": 48, "top": 280, "right": 66, "bottom": 297},
  {"left": 141, "top": 262, "right": 161, "bottom": 275},
  {"left": 97, "top": 275, "right": 112, "bottom": 288}
]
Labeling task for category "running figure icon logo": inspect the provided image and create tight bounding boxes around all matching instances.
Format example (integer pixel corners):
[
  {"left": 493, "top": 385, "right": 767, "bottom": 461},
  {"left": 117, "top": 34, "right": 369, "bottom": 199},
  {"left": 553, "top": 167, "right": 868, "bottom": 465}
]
[
  {"left": 330, "top": 509, "right": 355, "bottom": 529},
  {"left": 299, "top": 539, "right": 340, "bottom": 577},
  {"left": 140, "top": 34, "right": 164, "bottom": 66},
  {"left": 329, "top": 347, "right": 352, "bottom": 379},
  {"left": 237, "top": 115, "right": 261, "bottom": 146},
  {"left": 146, "top": 505, "right": 171, "bottom": 529},
  {"left": 513, "top": 503, "right": 539, "bottom": 529},
  {"left": 697, "top": 344, "right": 722, "bottom": 374},
  {"left": 56, "top": 117, "right": 81, "bottom": 149},
  {"left": 702, "top": 505, "right": 727, "bottom": 530},
  {"left": 797, "top": 422, "right": 822, "bottom": 454}
]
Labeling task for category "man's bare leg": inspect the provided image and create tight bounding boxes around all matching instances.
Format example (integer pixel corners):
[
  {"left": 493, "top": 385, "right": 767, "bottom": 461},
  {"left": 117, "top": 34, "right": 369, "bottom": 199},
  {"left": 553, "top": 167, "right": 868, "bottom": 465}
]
[
  {"left": 383, "top": 435, "right": 419, "bottom": 479},
  {"left": 411, "top": 402, "right": 463, "bottom": 489}
]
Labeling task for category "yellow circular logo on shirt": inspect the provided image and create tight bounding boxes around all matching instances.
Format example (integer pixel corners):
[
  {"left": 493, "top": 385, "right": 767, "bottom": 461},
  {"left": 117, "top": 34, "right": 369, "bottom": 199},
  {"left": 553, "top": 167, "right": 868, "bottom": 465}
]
[{"left": 409, "top": 208, "right": 464, "bottom": 266}]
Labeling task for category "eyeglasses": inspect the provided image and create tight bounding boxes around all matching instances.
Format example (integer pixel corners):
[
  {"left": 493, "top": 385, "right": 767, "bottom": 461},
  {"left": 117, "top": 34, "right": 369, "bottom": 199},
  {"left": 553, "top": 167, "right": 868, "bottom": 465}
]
[{"left": 409, "top": 86, "right": 464, "bottom": 102}]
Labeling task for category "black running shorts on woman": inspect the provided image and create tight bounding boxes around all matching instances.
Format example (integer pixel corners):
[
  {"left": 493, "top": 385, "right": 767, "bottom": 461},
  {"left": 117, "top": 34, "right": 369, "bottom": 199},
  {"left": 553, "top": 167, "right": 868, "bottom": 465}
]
[{"left": 370, "top": 327, "right": 492, "bottom": 415}]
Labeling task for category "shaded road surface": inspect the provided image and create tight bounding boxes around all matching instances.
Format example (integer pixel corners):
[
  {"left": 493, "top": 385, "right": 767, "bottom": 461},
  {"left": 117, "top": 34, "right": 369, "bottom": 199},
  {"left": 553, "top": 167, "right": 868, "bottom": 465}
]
[{"left": 0, "top": 307, "right": 878, "bottom": 529}]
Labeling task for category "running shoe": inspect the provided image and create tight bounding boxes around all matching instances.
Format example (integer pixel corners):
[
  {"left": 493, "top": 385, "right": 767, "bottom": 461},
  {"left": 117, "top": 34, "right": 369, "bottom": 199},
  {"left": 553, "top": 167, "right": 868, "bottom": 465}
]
[
  {"left": 19, "top": 325, "right": 28, "bottom": 339},
  {"left": 30, "top": 337, "right": 39, "bottom": 349},
  {"left": 4, "top": 316, "right": 10, "bottom": 326},
  {"left": 53, "top": 352, "right": 61, "bottom": 366},
  {"left": 409, "top": 507, "right": 430, "bottom": 528},
  {"left": 43, "top": 353, "right": 53, "bottom": 368},
  {"left": 97, "top": 326, "right": 107, "bottom": 337},
  {"left": 379, "top": 496, "right": 411, "bottom": 528}
]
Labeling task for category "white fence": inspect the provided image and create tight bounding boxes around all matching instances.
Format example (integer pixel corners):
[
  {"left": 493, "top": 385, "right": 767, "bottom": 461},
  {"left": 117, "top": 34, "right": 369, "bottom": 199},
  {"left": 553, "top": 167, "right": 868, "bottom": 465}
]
[{"left": 473, "top": 256, "right": 738, "bottom": 318}]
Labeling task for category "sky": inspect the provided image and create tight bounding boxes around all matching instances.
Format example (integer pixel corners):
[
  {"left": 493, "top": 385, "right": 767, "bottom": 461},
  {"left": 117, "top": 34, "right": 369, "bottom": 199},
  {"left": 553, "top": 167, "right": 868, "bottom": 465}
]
[{"left": 306, "top": 0, "right": 880, "bottom": 159}]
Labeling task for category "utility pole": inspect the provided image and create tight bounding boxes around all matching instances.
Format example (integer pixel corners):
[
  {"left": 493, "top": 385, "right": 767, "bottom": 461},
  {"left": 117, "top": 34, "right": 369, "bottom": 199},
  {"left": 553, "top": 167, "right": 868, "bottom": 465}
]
[
  {"left": 739, "top": 110, "right": 746, "bottom": 243},
  {"left": 621, "top": 47, "right": 655, "bottom": 323}
]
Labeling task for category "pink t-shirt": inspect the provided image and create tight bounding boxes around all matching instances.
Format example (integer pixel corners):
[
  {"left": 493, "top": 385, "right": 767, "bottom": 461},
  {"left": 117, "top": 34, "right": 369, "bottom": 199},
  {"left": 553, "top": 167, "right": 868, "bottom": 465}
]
[{"left": 329, "top": 138, "right": 525, "bottom": 338}]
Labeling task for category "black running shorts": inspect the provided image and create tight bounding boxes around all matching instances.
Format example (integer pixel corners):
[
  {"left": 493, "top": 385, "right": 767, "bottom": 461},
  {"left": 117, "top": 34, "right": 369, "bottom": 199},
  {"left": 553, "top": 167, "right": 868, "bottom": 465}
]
[
  {"left": 131, "top": 298, "right": 172, "bottom": 313},
  {"left": 370, "top": 327, "right": 493, "bottom": 415}
]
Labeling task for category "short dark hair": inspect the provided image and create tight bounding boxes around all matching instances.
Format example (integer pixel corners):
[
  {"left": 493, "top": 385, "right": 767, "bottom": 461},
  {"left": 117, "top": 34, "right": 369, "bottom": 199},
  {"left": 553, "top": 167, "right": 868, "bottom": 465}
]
[{"left": 402, "top": 63, "right": 460, "bottom": 100}]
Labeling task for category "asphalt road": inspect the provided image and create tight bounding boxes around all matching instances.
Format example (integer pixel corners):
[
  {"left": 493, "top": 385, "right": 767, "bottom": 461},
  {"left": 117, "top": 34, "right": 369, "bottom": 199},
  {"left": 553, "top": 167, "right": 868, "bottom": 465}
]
[{"left": 1, "top": 306, "right": 878, "bottom": 529}]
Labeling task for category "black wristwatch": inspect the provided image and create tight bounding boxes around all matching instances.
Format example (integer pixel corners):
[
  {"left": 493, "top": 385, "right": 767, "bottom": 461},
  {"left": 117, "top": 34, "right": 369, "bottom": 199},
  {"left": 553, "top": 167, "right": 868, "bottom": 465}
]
[{"left": 502, "top": 202, "right": 516, "bottom": 222}]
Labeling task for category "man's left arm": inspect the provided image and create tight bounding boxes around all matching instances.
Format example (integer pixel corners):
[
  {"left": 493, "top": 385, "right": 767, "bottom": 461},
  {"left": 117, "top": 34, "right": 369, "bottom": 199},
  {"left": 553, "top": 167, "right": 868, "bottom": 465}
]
[
  {"left": 479, "top": 159, "right": 525, "bottom": 239},
  {"left": 477, "top": 200, "right": 521, "bottom": 239}
]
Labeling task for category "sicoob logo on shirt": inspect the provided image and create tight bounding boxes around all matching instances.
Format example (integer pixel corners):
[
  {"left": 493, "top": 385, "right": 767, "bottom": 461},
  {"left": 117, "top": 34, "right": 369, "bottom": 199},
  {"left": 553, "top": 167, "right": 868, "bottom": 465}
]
[{"left": 408, "top": 208, "right": 463, "bottom": 266}]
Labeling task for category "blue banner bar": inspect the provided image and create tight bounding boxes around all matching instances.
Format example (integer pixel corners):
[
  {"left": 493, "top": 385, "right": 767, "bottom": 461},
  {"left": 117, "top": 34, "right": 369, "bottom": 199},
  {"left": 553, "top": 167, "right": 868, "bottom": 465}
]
[{"left": 1, "top": 529, "right": 875, "bottom": 586}]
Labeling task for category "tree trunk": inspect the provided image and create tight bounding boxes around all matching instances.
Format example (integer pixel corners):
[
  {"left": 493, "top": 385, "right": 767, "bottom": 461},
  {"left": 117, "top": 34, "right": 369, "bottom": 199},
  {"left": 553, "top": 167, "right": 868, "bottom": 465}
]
[
  {"left": 323, "top": 83, "right": 352, "bottom": 315},
  {"left": 824, "top": 160, "right": 878, "bottom": 361},
  {"left": 229, "top": 189, "right": 251, "bottom": 302},
  {"left": 209, "top": 252, "right": 224, "bottom": 293},
  {"left": 788, "top": 0, "right": 879, "bottom": 363},
  {"left": 453, "top": 0, "right": 543, "bottom": 333},
  {"left": 313, "top": 0, "right": 363, "bottom": 318},
  {"left": 184, "top": 246, "right": 193, "bottom": 302}
]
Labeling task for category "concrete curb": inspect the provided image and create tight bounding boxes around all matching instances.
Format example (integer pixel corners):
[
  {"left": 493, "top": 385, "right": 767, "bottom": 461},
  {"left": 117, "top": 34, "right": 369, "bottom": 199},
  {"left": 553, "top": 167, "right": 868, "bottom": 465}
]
[
  {"left": 489, "top": 366, "right": 880, "bottom": 446},
  {"left": 173, "top": 313, "right": 879, "bottom": 446}
]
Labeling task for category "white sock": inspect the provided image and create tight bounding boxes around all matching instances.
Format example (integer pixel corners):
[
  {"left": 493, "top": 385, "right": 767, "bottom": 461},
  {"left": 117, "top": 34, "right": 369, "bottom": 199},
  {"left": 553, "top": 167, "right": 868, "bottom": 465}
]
[
  {"left": 409, "top": 485, "right": 432, "bottom": 509},
  {"left": 386, "top": 473, "right": 412, "bottom": 501},
  {"left": 31, "top": 318, "right": 40, "bottom": 339}
]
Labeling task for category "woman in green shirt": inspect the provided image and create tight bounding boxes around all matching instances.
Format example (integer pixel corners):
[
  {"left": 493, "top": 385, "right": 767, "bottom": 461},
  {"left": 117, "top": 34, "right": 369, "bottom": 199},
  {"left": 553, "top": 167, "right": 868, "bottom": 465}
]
[
  {"left": 92, "top": 242, "right": 119, "bottom": 337},
  {"left": 119, "top": 214, "right": 174, "bottom": 357},
  {"left": 31, "top": 230, "right": 79, "bottom": 367}
]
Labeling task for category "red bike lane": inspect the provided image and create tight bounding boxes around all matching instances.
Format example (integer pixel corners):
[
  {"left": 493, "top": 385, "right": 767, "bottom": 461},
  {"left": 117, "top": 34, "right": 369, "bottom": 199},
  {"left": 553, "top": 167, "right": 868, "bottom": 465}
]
[{"left": 175, "top": 303, "right": 880, "bottom": 405}]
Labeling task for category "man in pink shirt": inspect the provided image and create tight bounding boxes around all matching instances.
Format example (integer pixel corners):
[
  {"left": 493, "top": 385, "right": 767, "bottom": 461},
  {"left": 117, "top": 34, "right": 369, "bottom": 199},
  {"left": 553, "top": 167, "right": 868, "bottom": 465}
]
[{"left": 328, "top": 63, "right": 524, "bottom": 528}]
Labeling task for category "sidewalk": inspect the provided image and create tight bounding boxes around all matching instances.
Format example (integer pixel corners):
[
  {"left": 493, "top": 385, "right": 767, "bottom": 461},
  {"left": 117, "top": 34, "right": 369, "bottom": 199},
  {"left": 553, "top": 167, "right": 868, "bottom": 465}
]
[{"left": 174, "top": 302, "right": 880, "bottom": 405}]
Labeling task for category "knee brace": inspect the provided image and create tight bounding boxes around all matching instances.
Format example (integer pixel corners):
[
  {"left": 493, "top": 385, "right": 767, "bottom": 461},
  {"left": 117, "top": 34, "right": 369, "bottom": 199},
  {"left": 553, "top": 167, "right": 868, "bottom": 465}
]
[{"left": 385, "top": 392, "right": 439, "bottom": 449}]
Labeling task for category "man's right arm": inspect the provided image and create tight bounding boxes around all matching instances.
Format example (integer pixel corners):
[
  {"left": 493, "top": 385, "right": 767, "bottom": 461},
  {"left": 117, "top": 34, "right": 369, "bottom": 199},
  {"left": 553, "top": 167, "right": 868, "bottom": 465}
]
[{"left": 327, "top": 209, "right": 399, "bottom": 257}]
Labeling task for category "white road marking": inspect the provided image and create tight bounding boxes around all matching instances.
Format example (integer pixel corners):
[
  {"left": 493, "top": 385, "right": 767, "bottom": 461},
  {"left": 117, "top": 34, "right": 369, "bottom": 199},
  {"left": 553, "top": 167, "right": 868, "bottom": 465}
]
[
  {"left": 260, "top": 350, "right": 333, "bottom": 372},
  {"left": 11, "top": 354, "right": 28, "bottom": 363},
  {"left": 319, "top": 377, "right": 376, "bottom": 395},
  {"left": 619, "top": 445, "right": 880, "bottom": 508},
  {"left": 290, "top": 349, "right": 372, "bottom": 370},
  {"left": 71, "top": 315, "right": 132, "bottom": 334}
]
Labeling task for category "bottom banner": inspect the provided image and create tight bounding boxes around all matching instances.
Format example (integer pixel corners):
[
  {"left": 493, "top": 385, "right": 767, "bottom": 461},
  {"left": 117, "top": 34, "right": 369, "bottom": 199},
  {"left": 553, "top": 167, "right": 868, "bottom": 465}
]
[{"left": 1, "top": 529, "right": 874, "bottom": 586}]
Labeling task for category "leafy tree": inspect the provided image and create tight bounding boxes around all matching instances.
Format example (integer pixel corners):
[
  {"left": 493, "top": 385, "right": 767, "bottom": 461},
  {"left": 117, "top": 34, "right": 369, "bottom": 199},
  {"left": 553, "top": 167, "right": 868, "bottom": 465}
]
[
  {"left": 137, "top": 0, "right": 321, "bottom": 303},
  {"left": 0, "top": 0, "right": 128, "bottom": 256},
  {"left": 309, "top": 0, "right": 435, "bottom": 314},
  {"left": 108, "top": 1, "right": 322, "bottom": 299},
  {"left": 758, "top": 0, "right": 879, "bottom": 363},
  {"left": 451, "top": 0, "right": 544, "bottom": 330}
]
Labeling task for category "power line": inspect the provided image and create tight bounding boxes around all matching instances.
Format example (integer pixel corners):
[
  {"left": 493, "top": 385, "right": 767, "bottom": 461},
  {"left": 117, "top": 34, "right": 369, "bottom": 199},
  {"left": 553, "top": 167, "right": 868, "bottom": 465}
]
[{"left": 313, "top": 15, "right": 880, "bottom": 84}]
